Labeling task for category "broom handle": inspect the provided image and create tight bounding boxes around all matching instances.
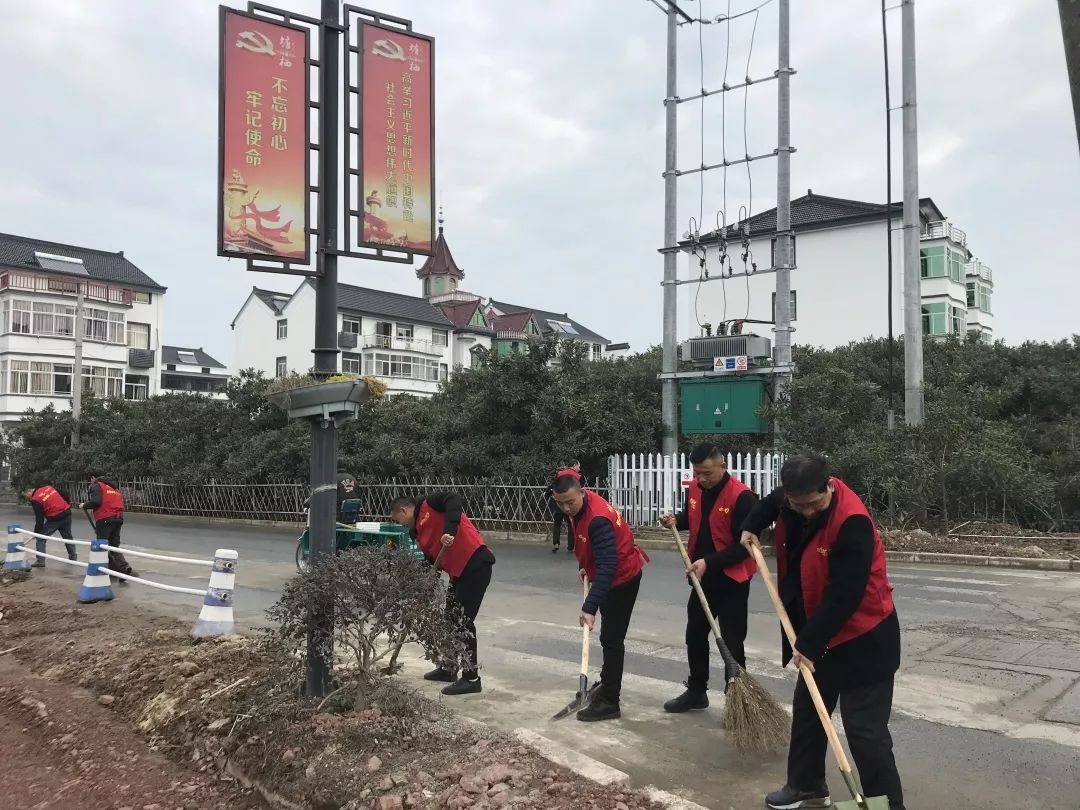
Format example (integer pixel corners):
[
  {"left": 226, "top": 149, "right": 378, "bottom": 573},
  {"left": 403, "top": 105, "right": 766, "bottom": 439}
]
[
  {"left": 667, "top": 525, "right": 741, "bottom": 676},
  {"left": 747, "top": 542, "right": 858, "bottom": 781},
  {"left": 580, "top": 575, "right": 591, "bottom": 675},
  {"left": 433, "top": 536, "right": 453, "bottom": 571}
]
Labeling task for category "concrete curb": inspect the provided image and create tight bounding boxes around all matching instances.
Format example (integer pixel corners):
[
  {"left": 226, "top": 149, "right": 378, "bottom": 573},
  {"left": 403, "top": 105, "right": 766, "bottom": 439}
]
[{"left": 496, "top": 532, "right": 1080, "bottom": 573}]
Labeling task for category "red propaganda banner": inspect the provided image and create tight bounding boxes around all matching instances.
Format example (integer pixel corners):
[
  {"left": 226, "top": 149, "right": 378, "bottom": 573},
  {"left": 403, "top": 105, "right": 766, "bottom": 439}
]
[
  {"left": 218, "top": 8, "right": 309, "bottom": 262},
  {"left": 359, "top": 23, "right": 435, "bottom": 255}
]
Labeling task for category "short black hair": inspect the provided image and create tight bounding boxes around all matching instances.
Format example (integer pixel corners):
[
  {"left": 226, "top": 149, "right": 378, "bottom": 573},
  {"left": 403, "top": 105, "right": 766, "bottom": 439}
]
[
  {"left": 689, "top": 442, "right": 725, "bottom": 465},
  {"left": 552, "top": 474, "right": 583, "bottom": 494},
  {"left": 780, "top": 455, "right": 830, "bottom": 496},
  {"left": 389, "top": 496, "right": 416, "bottom": 512}
]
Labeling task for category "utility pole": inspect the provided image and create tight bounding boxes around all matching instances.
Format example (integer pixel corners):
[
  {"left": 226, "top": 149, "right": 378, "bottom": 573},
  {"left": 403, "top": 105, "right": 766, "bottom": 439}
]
[
  {"left": 772, "top": 0, "right": 793, "bottom": 427},
  {"left": 71, "top": 283, "right": 85, "bottom": 448},
  {"left": 901, "top": 0, "right": 924, "bottom": 425},
  {"left": 660, "top": 1, "right": 679, "bottom": 458},
  {"left": 306, "top": 0, "right": 341, "bottom": 698}
]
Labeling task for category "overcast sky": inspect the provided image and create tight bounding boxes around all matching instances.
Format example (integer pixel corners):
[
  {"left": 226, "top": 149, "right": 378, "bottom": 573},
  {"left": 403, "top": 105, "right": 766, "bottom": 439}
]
[{"left": 1, "top": 0, "right": 1075, "bottom": 364}]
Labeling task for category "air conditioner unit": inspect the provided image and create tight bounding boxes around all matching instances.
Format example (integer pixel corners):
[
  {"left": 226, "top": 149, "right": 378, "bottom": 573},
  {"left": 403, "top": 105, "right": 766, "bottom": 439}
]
[
  {"left": 680, "top": 334, "right": 772, "bottom": 366},
  {"left": 338, "top": 331, "right": 358, "bottom": 349}
]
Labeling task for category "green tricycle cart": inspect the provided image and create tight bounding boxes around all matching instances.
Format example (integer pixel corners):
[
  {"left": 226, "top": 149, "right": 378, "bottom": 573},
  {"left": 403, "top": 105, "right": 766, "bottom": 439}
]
[{"left": 295, "top": 499, "right": 424, "bottom": 571}]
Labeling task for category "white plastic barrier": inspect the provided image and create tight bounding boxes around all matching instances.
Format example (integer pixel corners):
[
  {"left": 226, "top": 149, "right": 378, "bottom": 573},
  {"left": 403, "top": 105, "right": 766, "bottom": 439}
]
[{"left": 8, "top": 525, "right": 237, "bottom": 638}]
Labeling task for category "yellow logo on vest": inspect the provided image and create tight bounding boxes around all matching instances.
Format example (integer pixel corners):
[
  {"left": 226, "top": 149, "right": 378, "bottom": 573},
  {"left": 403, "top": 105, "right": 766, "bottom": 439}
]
[{"left": 817, "top": 546, "right": 829, "bottom": 556}]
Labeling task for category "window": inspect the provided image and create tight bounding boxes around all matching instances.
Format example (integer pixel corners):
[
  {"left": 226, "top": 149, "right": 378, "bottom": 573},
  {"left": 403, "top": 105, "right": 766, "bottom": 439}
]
[
  {"left": 277, "top": 319, "right": 288, "bottom": 339},
  {"left": 951, "top": 305, "right": 965, "bottom": 335},
  {"left": 342, "top": 352, "right": 361, "bottom": 374},
  {"left": 395, "top": 323, "right": 413, "bottom": 340},
  {"left": 53, "top": 364, "right": 72, "bottom": 395},
  {"left": 82, "top": 366, "right": 123, "bottom": 398},
  {"left": 132, "top": 291, "right": 152, "bottom": 304},
  {"left": 978, "top": 286, "right": 992, "bottom": 314},
  {"left": 591, "top": 344, "right": 603, "bottom": 361},
  {"left": 423, "top": 278, "right": 431, "bottom": 298},
  {"left": 275, "top": 357, "right": 287, "bottom": 377},
  {"left": 7, "top": 300, "right": 31, "bottom": 334},
  {"left": 921, "top": 301, "right": 947, "bottom": 336},
  {"left": 108, "top": 312, "right": 125, "bottom": 344},
  {"left": 124, "top": 374, "right": 149, "bottom": 401},
  {"left": 30, "top": 362, "right": 52, "bottom": 394},
  {"left": 32, "top": 302, "right": 54, "bottom": 335},
  {"left": 374, "top": 321, "right": 393, "bottom": 348},
  {"left": 127, "top": 321, "right": 150, "bottom": 349},
  {"left": 439, "top": 362, "right": 448, "bottom": 381},
  {"left": 9, "top": 360, "right": 28, "bottom": 393},
  {"left": 85, "top": 308, "right": 108, "bottom": 341},
  {"left": 966, "top": 282, "right": 976, "bottom": 308},
  {"left": 432, "top": 328, "right": 448, "bottom": 347},
  {"left": 342, "top": 316, "right": 361, "bottom": 335},
  {"left": 469, "top": 309, "right": 486, "bottom": 328},
  {"left": 947, "top": 248, "right": 965, "bottom": 283},
  {"left": 771, "top": 290, "right": 798, "bottom": 321},
  {"left": 920, "top": 247, "right": 945, "bottom": 279},
  {"left": 362, "top": 352, "right": 442, "bottom": 381}
]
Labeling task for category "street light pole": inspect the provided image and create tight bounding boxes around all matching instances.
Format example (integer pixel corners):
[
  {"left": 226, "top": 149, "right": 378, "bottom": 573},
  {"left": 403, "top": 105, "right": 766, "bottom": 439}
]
[
  {"left": 660, "top": 0, "right": 679, "bottom": 458},
  {"left": 305, "top": 0, "right": 342, "bottom": 697},
  {"left": 901, "top": 0, "right": 924, "bottom": 425}
]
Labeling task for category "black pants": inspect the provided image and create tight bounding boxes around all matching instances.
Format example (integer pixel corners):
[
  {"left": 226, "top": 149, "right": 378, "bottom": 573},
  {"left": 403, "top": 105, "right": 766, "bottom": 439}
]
[
  {"left": 96, "top": 519, "right": 133, "bottom": 576},
  {"left": 598, "top": 573, "right": 642, "bottom": 703},
  {"left": 35, "top": 514, "right": 77, "bottom": 560},
  {"left": 685, "top": 573, "right": 750, "bottom": 691},
  {"left": 788, "top": 672, "right": 904, "bottom": 810},
  {"left": 551, "top": 509, "right": 573, "bottom": 550},
  {"left": 447, "top": 559, "right": 493, "bottom": 680}
]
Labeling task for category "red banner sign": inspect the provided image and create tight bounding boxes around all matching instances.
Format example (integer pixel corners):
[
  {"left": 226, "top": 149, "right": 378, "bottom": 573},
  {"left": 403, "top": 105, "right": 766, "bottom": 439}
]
[
  {"left": 218, "top": 8, "right": 309, "bottom": 262},
  {"left": 359, "top": 23, "right": 435, "bottom": 254}
]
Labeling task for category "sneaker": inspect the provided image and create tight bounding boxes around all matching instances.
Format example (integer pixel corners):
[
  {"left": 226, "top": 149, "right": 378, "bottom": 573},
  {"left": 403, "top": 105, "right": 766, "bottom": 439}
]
[
  {"left": 442, "top": 676, "right": 482, "bottom": 696},
  {"left": 31, "top": 561, "right": 45, "bottom": 569},
  {"left": 577, "top": 693, "right": 620, "bottom": 722},
  {"left": 765, "top": 784, "right": 832, "bottom": 809},
  {"left": 422, "top": 667, "right": 457, "bottom": 683},
  {"left": 663, "top": 687, "right": 709, "bottom": 713}
]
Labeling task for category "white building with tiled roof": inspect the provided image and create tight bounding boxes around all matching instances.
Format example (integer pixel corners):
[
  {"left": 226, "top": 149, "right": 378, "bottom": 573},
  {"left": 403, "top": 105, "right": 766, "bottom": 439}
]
[
  {"left": 0, "top": 232, "right": 167, "bottom": 420},
  {"left": 681, "top": 191, "right": 996, "bottom": 348}
]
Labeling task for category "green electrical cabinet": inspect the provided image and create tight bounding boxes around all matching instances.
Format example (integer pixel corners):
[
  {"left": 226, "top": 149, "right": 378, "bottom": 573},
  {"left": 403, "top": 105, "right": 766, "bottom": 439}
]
[{"left": 680, "top": 376, "right": 769, "bottom": 434}]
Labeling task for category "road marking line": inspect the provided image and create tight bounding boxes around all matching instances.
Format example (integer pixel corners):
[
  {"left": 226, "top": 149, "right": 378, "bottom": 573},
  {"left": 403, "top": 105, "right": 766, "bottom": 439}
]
[
  {"left": 902, "top": 584, "right": 995, "bottom": 597},
  {"left": 890, "top": 573, "right": 1004, "bottom": 587}
]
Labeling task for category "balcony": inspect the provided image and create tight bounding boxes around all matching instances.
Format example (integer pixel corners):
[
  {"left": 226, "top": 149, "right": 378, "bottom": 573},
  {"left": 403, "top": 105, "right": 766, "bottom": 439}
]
[
  {"left": 0, "top": 271, "right": 132, "bottom": 305},
  {"left": 495, "top": 330, "right": 529, "bottom": 341},
  {"left": 127, "top": 348, "right": 155, "bottom": 369},
  {"left": 359, "top": 333, "right": 443, "bottom": 355},
  {"left": 428, "top": 290, "right": 481, "bottom": 305},
  {"left": 965, "top": 260, "right": 993, "bottom": 284},
  {"left": 921, "top": 220, "right": 967, "bottom": 247}
]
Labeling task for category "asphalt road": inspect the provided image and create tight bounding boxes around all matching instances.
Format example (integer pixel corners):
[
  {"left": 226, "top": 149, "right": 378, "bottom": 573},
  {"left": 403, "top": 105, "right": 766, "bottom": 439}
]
[{"left": 7, "top": 508, "right": 1080, "bottom": 809}]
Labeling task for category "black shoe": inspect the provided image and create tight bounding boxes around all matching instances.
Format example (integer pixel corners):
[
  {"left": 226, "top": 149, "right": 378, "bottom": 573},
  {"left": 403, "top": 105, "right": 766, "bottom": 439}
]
[
  {"left": 423, "top": 667, "right": 457, "bottom": 682},
  {"left": 664, "top": 688, "right": 709, "bottom": 713},
  {"left": 765, "top": 784, "right": 832, "bottom": 809},
  {"left": 68, "top": 555, "right": 78, "bottom": 562},
  {"left": 577, "top": 694, "right": 620, "bottom": 722},
  {"left": 552, "top": 546, "right": 560, "bottom": 554},
  {"left": 442, "top": 676, "right": 481, "bottom": 696},
  {"left": 31, "top": 561, "right": 45, "bottom": 569}
]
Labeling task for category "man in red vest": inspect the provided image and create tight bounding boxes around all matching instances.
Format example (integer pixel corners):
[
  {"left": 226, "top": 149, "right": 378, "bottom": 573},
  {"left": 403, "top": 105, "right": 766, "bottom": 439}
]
[
  {"left": 552, "top": 474, "right": 647, "bottom": 722},
  {"left": 80, "top": 475, "right": 135, "bottom": 579},
  {"left": 22, "top": 483, "right": 78, "bottom": 566},
  {"left": 390, "top": 491, "right": 495, "bottom": 696},
  {"left": 659, "top": 443, "right": 758, "bottom": 713},
  {"left": 545, "top": 460, "right": 581, "bottom": 554},
  {"left": 741, "top": 455, "right": 904, "bottom": 810}
]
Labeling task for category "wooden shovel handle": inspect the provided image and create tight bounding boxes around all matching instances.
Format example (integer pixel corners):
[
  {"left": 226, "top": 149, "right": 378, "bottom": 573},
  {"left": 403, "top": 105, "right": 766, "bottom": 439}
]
[
  {"left": 433, "top": 536, "right": 453, "bottom": 570},
  {"left": 747, "top": 542, "right": 857, "bottom": 781},
  {"left": 580, "top": 575, "right": 591, "bottom": 675}
]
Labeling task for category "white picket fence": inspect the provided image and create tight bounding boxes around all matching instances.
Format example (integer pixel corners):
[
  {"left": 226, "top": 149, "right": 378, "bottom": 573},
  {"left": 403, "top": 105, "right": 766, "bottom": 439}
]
[{"left": 607, "top": 451, "right": 784, "bottom": 527}]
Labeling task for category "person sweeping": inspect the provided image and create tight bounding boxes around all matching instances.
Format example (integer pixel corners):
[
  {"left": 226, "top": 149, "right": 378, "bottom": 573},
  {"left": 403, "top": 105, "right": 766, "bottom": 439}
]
[
  {"left": 741, "top": 455, "right": 905, "bottom": 810},
  {"left": 390, "top": 491, "right": 495, "bottom": 696},
  {"left": 23, "top": 483, "right": 78, "bottom": 566},
  {"left": 659, "top": 442, "right": 758, "bottom": 713},
  {"left": 80, "top": 475, "right": 135, "bottom": 581},
  {"left": 551, "top": 473, "right": 648, "bottom": 721}
]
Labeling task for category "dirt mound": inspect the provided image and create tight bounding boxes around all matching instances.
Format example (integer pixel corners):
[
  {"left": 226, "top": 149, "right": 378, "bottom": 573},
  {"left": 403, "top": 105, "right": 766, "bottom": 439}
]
[
  {"left": 0, "top": 586, "right": 663, "bottom": 810},
  {"left": 880, "top": 527, "right": 1080, "bottom": 559}
]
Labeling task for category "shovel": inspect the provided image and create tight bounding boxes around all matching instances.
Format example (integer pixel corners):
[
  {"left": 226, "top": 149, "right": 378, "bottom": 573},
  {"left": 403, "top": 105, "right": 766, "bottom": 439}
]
[
  {"left": 552, "top": 575, "right": 594, "bottom": 720},
  {"left": 747, "top": 543, "right": 890, "bottom": 810}
]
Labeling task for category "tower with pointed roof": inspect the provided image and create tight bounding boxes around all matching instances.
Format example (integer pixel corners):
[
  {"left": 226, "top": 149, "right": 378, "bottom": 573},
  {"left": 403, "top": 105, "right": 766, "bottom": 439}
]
[{"left": 417, "top": 208, "right": 465, "bottom": 300}]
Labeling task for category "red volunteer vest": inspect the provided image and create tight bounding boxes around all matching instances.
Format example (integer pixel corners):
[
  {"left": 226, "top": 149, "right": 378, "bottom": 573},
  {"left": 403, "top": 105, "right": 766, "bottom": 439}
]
[
  {"left": 571, "top": 491, "right": 646, "bottom": 588},
  {"left": 415, "top": 500, "right": 486, "bottom": 580},
  {"left": 32, "top": 486, "right": 69, "bottom": 519},
  {"left": 687, "top": 477, "right": 757, "bottom": 583},
  {"left": 774, "top": 477, "right": 895, "bottom": 648},
  {"left": 555, "top": 468, "right": 582, "bottom": 480},
  {"left": 93, "top": 482, "right": 125, "bottom": 522}
]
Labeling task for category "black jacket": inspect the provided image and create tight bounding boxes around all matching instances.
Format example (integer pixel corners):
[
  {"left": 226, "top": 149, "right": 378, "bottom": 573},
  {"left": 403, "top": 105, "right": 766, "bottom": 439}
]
[{"left": 744, "top": 487, "right": 900, "bottom": 688}]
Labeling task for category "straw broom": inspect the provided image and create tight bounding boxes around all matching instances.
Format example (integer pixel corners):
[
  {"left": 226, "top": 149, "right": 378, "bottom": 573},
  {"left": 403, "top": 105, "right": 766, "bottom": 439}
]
[{"left": 668, "top": 524, "right": 789, "bottom": 754}]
